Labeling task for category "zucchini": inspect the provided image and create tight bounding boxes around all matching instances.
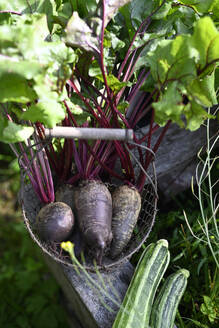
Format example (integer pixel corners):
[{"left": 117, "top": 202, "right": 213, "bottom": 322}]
[
  {"left": 112, "top": 239, "right": 170, "bottom": 328},
  {"left": 150, "top": 268, "right": 190, "bottom": 328}
]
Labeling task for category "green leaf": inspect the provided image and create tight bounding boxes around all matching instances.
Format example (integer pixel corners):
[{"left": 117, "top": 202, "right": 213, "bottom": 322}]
[
  {"left": 88, "top": 60, "right": 102, "bottom": 77},
  {"left": 0, "top": 14, "right": 50, "bottom": 58},
  {"left": 152, "top": 2, "right": 172, "bottom": 20},
  {"left": 215, "top": 67, "right": 219, "bottom": 91},
  {"left": 0, "top": 119, "right": 34, "bottom": 143},
  {"left": 104, "top": 30, "right": 125, "bottom": 51},
  {"left": 65, "top": 12, "right": 100, "bottom": 53},
  {"left": 117, "top": 101, "right": 129, "bottom": 114},
  {"left": 200, "top": 295, "right": 218, "bottom": 323},
  {"left": 147, "top": 36, "right": 197, "bottom": 85},
  {"left": 0, "top": 12, "right": 12, "bottom": 25},
  {"left": 210, "top": 0, "right": 219, "bottom": 18},
  {"left": 21, "top": 92, "right": 65, "bottom": 128},
  {"left": 0, "top": 0, "right": 57, "bottom": 32},
  {"left": 64, "top": 98, "right": 91, "bottom": 126},
  {"left": 0, "top": 57, "right": 43, "bottom": 80},
  {"left": 188, "top": 73, "right": 217, "bottom": 107},
  {"left": 0, "top": 12, "right": 76, "bottom": 121},
  {"left": 13, "top": 15, "right": 76, "bottom": 66},
  {"left": 191, "top": 16, "right": 219, "bottom": 73},
  {"left": 184, "top": 102, "right": 214, "bottom": 131},
  {"left": 177, "top": 0, "right": 216, "bottom": 14},
  {"left": 104, "top": 0, "right": 132, "bottom": 27},
  {"left": 70, "top": 0, "right": 97, "bottom": 18},
  {"left": 163, "top": 5, "right": 198, "bottom": 35},
  {"left": 0, "top": 72, "right": 36, "bottom": 103},
  {"left": 21, "top": 83, "right": 65, "bottom": 127},
  {"left": 0, "top": 0, "right": 55, "bottom": 13},
  {"left": 141, "top": 74, "right": 155, "bottom": 92},
  {"left": 153, "top": 81, "right": 185, "bottom": 127},
  {"left": 130, "top": 0, "right": 172, "bottom": 28},
  {"left": 119, "top": 2, "right": 135, "bottom": 39},
  {"left": 58, "top": 1, "right": 72, "bottom": 18},
  {"left": 96, "top": 73, "right": 131, "bottom": 93},
  {"left": 21, "top": 101, "right": 65, "bottom": 128},
  {"left": 147, "top": 17, "right": 219, "bottom": 86}
]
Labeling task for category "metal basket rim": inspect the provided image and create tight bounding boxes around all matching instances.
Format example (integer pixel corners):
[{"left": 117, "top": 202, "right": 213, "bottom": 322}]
[{"left": 21, "top": 182, "right": 157, "bottom": 272}]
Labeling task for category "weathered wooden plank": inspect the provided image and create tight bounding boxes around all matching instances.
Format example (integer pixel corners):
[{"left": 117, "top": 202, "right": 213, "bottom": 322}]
[{"left": 43, "top": 254, "right": 134, "bottom": 328}]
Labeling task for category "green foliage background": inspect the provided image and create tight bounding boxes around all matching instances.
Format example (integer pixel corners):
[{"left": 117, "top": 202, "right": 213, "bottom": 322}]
[{"left": 0, "top": 150, "right": 70, "bottom": 328}]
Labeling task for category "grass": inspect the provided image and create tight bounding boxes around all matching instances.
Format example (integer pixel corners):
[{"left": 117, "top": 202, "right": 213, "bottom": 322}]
[
  {"left": 0, "top": 175, "right": 70, "bottom": 328},
  {"left": 151, "top": 200, "right": 219, "bottom": 328}
]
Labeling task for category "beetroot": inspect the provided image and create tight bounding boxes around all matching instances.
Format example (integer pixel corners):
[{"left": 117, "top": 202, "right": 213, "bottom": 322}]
[
  {"left": 36, "top": 202, "right": 74, "bottom": 242},
  {"left": 110, "top": 185, "right": 141, "bottom": 258},
  {"left": 74, "top": 180, "right": 112, "bottom": 264}
]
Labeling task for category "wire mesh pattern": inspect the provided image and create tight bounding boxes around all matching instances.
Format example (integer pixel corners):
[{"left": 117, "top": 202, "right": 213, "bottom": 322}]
[{"left": 21, "top": 161, "right": 157, "bottom": 272}]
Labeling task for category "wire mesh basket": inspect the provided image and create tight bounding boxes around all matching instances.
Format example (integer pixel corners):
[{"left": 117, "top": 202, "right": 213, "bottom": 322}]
[
  {"left": 19, "top": 137, "right": 158, "bottom": 272},
  {"left": 20, "top": 162, "right": 157, "bottom": 272}
]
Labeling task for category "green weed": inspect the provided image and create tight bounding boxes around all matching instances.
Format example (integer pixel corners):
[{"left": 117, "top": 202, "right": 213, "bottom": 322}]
[{"left": 0, "top": 212, "right": 70, "bottom": 328}]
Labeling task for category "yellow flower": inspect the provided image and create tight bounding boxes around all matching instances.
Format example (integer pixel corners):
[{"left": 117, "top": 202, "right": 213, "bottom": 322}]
[{"left": 61, "top": 241, "right": 74, "bottom": 253}]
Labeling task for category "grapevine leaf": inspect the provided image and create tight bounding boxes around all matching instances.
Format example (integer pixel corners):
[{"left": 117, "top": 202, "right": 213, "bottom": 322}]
[
  {"left": 190, "top": 17, "right": 219, "bottom": 74},
  {"left": 0, "top": 118, "right": 34, "bottom": 143}
]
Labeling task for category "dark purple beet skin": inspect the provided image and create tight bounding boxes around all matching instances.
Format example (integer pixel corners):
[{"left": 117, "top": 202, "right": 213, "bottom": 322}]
[
  {"left": 74, "top": 180, "right": 112, "bottom": 263},
  {"left": 36, "top": 202, "right": 75, "bottom": 242}
]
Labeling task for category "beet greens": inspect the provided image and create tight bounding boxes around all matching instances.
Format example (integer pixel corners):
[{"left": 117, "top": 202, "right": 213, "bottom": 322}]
[{"left": 0, "top": 0, "right": 218, "bottom": 202}]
